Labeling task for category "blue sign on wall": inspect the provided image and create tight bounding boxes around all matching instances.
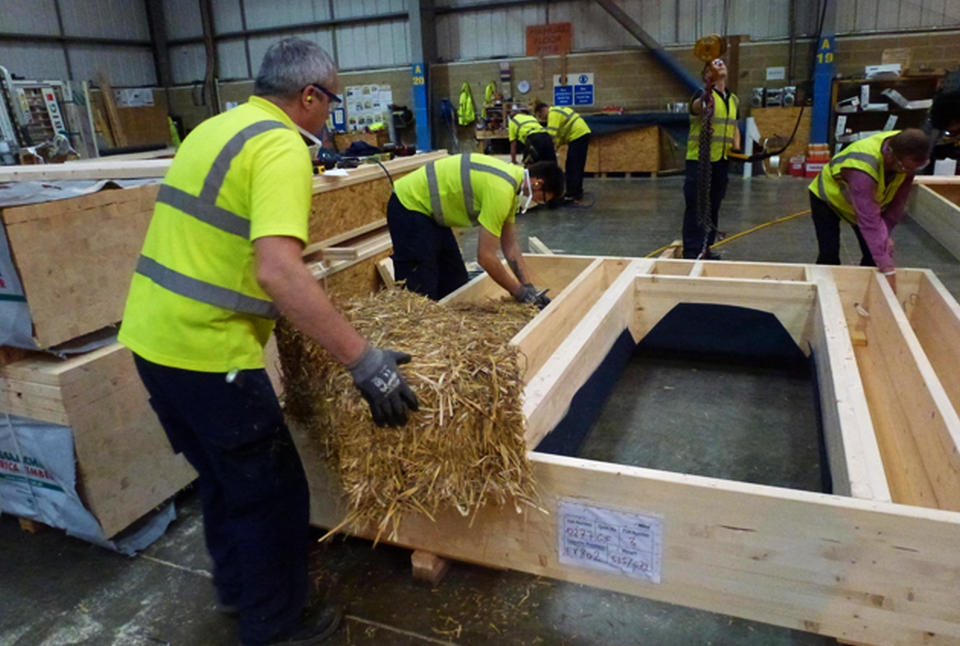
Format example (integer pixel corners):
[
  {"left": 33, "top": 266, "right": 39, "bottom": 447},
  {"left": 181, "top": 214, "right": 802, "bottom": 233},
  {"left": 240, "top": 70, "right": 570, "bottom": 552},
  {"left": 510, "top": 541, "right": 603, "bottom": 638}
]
[
  {"left": 554, "top": 73, "right": 594, "bottom": 107},
  {"left": 331, "top": 107, "right": 347, "bottom": 133}
]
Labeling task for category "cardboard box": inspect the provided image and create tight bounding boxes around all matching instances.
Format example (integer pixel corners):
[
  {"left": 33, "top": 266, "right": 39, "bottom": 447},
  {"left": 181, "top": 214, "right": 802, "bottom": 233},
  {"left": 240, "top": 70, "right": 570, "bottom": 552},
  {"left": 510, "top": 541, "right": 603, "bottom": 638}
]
[{"left": 804, "top": 162, "right": 825, "bottom": 178}]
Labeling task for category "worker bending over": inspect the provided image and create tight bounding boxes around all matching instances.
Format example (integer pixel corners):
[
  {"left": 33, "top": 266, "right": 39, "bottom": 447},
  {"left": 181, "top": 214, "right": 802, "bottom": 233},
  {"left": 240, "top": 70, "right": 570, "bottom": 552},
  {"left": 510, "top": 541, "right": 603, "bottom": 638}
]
[
  {"left": 509, "top": 111, "right": 556, "bottom": 166},
  {"left": 387, "top": 154, "right": 563, "bottom": 307},
  {"left": 119, "top": 38, "right": 418, "bottom": 646},
  {"left": 809, "top": 129, "right": 930, "bottom": 292},
  {"left": 682, "top": 58, "right": 740, "bottom": 259},
  {"left": 535, "top": 102, "right": 591, "bottom": 205}
]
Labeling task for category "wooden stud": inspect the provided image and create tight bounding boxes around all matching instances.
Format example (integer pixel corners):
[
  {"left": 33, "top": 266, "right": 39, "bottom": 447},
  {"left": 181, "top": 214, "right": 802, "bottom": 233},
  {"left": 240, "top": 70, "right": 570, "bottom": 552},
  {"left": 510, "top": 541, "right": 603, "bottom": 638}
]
[{"left": 411, "top": 550, "right": 450, "bottom": 585}]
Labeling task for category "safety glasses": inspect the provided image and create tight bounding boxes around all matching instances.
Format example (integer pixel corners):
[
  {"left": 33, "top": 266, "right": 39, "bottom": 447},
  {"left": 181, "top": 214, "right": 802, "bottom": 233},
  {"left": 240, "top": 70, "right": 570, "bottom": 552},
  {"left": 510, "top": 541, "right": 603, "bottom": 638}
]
[
  {"left": 309, "top": 83, "right": 342, "bottom": 108},
  {"left": 891, "top": 150, "right": 929, "bottom": 174}
]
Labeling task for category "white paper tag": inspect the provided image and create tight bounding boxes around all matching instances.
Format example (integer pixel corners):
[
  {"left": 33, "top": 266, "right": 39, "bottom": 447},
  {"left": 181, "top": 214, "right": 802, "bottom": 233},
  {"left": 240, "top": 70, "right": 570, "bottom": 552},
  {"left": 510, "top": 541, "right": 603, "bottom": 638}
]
[{"left": 558, "top": 499, "right": 663, "bottom": 583}]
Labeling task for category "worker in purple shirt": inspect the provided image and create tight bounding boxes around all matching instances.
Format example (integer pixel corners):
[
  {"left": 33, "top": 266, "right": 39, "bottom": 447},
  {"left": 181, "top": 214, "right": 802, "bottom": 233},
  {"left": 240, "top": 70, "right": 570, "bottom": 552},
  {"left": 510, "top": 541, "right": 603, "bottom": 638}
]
[{"left": 808, "top": 129, "right": 931, "bottom": 293}]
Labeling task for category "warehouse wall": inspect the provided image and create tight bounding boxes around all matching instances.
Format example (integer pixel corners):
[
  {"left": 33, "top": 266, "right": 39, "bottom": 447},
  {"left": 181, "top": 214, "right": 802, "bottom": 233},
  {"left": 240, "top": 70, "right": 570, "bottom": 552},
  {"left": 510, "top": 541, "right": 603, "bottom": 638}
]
[
  {"left": 430, "top": 29, "right": 960, "bottom": 152},
  {"left": 168, "top": 66, "right": 414, "bottom": 133},
  {"left": 3, "top": 0, "right": 958, "bottom": 85},
  {"left": 0, "top": 0, "right": 155, "bottom": 85}
]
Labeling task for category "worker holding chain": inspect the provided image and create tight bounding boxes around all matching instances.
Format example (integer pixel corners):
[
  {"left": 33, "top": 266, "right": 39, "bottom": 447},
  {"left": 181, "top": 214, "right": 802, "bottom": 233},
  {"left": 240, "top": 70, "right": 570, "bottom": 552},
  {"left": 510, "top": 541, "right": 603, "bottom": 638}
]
[
  {"left": 386, "top": 154, "right": 563, "bottom": 307},
  {"left": 808, "top": 129, "right": 931, "bottom": 293},
  {"left": 682, "top": 56, "right": 740, "bottom": 260},
  {"left": 119, "top": 38, "right": 418, "bottom": 646}
]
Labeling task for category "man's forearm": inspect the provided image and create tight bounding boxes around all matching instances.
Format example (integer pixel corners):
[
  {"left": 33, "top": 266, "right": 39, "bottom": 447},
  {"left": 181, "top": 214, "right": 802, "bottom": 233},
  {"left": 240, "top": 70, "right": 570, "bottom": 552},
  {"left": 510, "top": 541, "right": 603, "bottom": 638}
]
[{"left": 256, "top": 237, "right": 367, "bottom": 366}]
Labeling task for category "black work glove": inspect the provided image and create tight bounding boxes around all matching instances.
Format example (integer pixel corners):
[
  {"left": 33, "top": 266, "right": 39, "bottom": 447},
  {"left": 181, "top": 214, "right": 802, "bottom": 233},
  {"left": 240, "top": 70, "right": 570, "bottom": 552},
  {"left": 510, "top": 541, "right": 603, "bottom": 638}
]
[
  {"left": 513, "top": 283, "right": 551, "bottom": 310},
  {"left": 349, "top": 346, "right": 419, "bottom": 428}
]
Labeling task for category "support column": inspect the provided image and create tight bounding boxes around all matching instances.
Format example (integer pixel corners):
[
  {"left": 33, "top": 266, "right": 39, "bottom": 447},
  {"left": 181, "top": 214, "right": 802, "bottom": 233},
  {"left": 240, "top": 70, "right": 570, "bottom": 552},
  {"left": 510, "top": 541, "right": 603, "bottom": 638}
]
[
  {"left": 407, "top": 0, "right": 436, "bottom": 151},
  {"left": 810, "top": 0, "right": 837, "bottom": 145}
]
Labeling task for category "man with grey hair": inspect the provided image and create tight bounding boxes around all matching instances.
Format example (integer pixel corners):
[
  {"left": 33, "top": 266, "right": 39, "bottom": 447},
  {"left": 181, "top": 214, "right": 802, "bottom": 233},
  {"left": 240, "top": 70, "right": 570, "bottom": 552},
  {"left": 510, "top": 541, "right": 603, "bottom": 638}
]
[{"left": 120, "top": 37, "right": 418, "bottom": 646}]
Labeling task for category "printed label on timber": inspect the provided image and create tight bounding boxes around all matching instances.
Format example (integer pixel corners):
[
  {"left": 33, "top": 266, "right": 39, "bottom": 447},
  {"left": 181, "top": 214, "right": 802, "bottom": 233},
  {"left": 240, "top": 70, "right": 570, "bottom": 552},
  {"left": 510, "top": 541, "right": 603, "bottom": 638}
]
[{"left": 558, "top": 499, "right": 663, "bottom": 583}]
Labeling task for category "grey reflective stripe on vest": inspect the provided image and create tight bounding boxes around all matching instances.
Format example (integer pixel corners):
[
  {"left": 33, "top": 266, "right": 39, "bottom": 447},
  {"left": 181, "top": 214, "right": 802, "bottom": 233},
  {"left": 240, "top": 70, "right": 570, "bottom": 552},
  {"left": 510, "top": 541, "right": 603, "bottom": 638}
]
[
  {"left": 136, "top": 255, "right": 279, "bottom": 319},
  {"left": 830, "top": 151, "right": 880, "bottom": 174},
  {"left": 425, "top": 162, "right": 446, "bottom": 226},
  {"left": 427, "top": 155, "right": 520, "bottom": 227},
  {"left": 144, "top": 119, "right": 288, "bottom": 318},
  {"left": 155, "top": 120, "right": 287, "bottom": 238},
  {"left": 816, "top": 150, "right": 880, "bottom": 201},
  {"left": 156, "top": 184, "right": 251, "bottom": 238}
]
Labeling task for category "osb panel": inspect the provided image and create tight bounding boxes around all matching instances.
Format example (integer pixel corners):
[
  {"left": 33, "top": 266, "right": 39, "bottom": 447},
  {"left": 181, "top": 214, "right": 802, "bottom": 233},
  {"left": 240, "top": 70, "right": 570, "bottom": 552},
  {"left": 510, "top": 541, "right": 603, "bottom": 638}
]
[
  {"left": 598, "top": 127, "right": 660, "bottom": 173},
  {"left": 309, "top": 176, "right": 405, "bottom": 244},
  {"left": 750, "top": 107, "right": 810, "bottom": 165},
  {"left": 324, "top": 250, "right": 392, "bottom": 304},
  {"left": 557, "top": 142, "right": 599, "bottom": 173},
  {"left": 1, "top": 185, "right": 159, "bottom": 348}
]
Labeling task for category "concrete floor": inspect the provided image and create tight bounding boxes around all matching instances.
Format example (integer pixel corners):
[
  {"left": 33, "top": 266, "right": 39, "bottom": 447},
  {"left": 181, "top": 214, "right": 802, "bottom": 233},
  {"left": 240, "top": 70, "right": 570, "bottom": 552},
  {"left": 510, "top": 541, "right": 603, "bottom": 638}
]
[{"left": 3, "top": 173, "right": 959, "bottom": 646}]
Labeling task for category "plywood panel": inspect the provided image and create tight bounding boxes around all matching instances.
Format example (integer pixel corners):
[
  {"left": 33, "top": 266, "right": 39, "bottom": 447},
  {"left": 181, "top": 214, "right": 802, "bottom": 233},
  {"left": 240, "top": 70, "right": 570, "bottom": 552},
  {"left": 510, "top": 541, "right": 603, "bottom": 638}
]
[
  {"left": 598, "top": 126, "right": 660, "bottom": 173},
  {"left": 1, "top": 185, "right": 159, "bottom": 348},
  {"left": 0, "top": 344, "right": 197, "bottom": 537}
]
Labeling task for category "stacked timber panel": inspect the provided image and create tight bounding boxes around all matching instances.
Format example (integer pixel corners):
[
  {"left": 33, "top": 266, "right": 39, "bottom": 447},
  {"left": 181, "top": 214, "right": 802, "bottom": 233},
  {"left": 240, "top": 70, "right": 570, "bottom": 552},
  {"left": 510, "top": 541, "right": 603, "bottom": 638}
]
[
  {"left": 0, "top": 180, "right": 196, "bottom": 538},
  {"left": 294, "top": 255, "right": 960, "bottom": 646},
  {"left": 0, "top": 152, "right": 448, "bottom": 539}
]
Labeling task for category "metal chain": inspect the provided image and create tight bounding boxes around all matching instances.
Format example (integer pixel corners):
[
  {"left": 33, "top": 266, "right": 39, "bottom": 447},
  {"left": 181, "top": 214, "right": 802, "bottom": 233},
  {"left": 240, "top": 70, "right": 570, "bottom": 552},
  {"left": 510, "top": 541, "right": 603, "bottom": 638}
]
[{"left": 696, "top": 82, "right": 716, "bottom": 259}]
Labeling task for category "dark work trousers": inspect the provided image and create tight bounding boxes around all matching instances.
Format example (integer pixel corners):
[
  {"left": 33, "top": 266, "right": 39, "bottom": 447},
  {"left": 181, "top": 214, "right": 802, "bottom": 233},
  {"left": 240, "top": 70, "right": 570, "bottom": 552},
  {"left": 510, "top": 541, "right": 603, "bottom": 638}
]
[
  {"left": 523, "top": 132, "right": 557, "bottom": 165},
  {"left": 682, "top": 158, "right": 729, "bottom": 258},
  {"left": 565, "top": 134, "right": 590, "bottom": 200},
  {"left": 387, "top": 192, "right": 469, "bottom": 300},
  {"left": 809, "top": 193, "right": 876, "bottom": 266},
  {"left": 133, "top": 355, "right": 309, "bottom": 646}
]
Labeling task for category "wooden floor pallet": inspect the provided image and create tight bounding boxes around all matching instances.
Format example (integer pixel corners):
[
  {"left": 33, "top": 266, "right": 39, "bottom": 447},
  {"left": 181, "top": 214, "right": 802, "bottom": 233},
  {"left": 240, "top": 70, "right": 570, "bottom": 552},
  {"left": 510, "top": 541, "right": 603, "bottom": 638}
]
[{"left": 292, "top": 255, "right": 960, "bottom": 646}]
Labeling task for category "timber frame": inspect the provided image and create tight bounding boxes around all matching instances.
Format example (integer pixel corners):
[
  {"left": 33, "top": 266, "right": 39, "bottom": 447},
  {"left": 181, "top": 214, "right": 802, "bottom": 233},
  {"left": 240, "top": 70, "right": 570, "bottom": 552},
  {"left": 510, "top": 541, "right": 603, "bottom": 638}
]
[{"left": 293, "top": 256, "right": 960, "bottom": 646}]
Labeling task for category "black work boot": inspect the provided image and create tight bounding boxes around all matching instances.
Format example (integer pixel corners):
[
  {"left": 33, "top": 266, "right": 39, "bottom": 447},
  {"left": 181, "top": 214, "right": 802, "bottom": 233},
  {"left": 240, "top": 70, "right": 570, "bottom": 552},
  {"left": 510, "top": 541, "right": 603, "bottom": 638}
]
[{"left": 241, "top": 604, "right": 343, "bottom": 646}]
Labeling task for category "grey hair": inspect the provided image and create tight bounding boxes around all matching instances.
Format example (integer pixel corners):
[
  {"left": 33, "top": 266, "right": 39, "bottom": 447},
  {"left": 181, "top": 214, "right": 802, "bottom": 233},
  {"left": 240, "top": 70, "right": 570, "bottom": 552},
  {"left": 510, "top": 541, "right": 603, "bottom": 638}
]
[{"left": 254, "top": 37, "right": 337, "bottom": 100}]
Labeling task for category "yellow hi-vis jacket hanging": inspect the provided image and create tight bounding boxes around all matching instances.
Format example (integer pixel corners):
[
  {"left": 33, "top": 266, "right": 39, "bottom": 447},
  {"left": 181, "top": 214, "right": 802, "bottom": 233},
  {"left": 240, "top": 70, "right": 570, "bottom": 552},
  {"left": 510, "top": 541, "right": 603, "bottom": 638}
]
[
  {"left": 119, "top": 96, "right": 312, "bottom": 372},
  {"left": 458, "top": 82, "right": 476, "bottom": 126},
  {"left": 808, "top": 131, "right": 905, "bottom": 225},
  {"left": 686, "top": 89, "right": 740, "bottom": 161},
  {"left": 508, "top": 114, "right": 546, "bottom": 144}
]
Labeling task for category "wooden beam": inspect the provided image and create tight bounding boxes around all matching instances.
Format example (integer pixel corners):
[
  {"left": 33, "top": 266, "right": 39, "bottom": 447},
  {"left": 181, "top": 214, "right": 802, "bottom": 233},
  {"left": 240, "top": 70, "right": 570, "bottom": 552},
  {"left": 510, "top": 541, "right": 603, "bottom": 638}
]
[
  {"left": 302, "top": 219, "right": 387, "bottom": 257},
  {"left": 312, "top": 151, "right": 448, "bottom": 194},
  {"left": 295, "top": 445, "right": 960, "bottom": 646},
  {"left": 907, "top": 184, "right": 960, "bottom": 262},
  {"left": 807, "top": 266, "right": 889, "bottom": 501},
  {"left": 633, "top": 275, "right": 818, "bottom": 350},
  {"left": 856, "top": 273, "right": 960, "bottom": 511},
  {"left": 319, "top": 230, "right": 391, "bottom": 262},
  {"left": 528, "top": 236, "right": 554, "bottom": 255},
  {"left": 903, "top": 271, "right": 960, "bottom": 427},
  {"left": 511, "top": 258, "right": 629, "bottom": 384},
  {"left": 441, "top": 255, "right": 598, "bottom": 307},
  {"left": 522, "top": 259, "right": 652, "bottom": 448}
]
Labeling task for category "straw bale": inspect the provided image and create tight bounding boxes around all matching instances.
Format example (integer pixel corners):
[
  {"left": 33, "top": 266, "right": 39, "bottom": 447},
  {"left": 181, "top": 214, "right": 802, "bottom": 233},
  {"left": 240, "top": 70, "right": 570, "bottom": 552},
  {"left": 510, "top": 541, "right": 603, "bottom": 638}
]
[{"left": 276, "top": 289, "right": 540, "bottom": 540}]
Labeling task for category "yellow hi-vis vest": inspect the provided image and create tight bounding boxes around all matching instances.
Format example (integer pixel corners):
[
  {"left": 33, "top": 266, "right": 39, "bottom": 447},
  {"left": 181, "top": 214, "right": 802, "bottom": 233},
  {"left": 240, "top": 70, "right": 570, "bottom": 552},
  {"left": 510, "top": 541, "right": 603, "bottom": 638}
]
[
  {"left": 808, "top": 131, "right": 905, "bottom": 225},
  {"left": 546, "top": 106, "right": 591, "bottom": 146},
  {"left": 118, "top": 96, "right": 312, "bottom": 372},
  {"left": 458, "top": 82, "right": 476, "bottom": 126},
  {"left": 508, "top": 114, "right": 546, "bottom": 144},
  {"left": 686, "top": 89, "right": 739, "bottom": 162},
  {"left": 394, "top": 154, "right": 523, "bottom": 236}
]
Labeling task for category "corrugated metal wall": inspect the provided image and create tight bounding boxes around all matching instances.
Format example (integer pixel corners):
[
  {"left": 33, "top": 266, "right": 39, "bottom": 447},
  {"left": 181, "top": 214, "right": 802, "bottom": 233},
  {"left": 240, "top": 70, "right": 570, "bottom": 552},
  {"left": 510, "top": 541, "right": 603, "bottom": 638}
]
[
  {"left": 1, "top": 0, "right": 958, "bottom": 84},
  {"left": 0, "top": 0, "right": 154, "bottom": 85}
]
